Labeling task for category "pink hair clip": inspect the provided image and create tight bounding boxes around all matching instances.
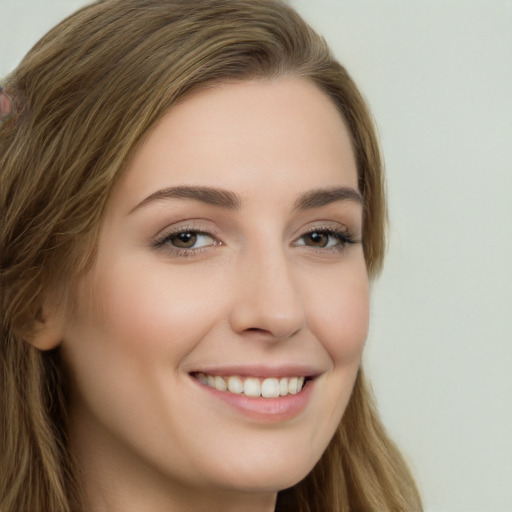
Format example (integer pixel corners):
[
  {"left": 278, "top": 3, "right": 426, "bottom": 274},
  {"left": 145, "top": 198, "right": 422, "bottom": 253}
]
[{"left": 0, "top": 86, "right": 17, "bottom": 123}]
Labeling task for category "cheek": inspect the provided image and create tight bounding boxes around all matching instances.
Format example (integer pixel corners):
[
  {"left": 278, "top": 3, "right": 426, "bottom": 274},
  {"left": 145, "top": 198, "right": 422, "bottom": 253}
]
[
  {"left": 290, "top": 259, "right": 369, "bottom": 463},
  {"left": 80, "top": 259, "right": 224, "bottom": 363},
  {"left": 62, "top": 259, "right": 230, "bottom": 462},
  {"left": 304, "top": 262, "right": 370, "bottom": 366}
]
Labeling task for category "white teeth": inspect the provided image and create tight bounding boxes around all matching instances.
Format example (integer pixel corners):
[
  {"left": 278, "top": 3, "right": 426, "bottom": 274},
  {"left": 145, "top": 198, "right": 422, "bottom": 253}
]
[
  {"left": 196, "top": 373, "right": 307, "bottom": 398},
  {"left": 288, "top": 377, "right": 298, "bottom": 395},
  {"left": 279, "top": 377, "right": 288, "bottom": 396},
  {"left": 227, "top": 376, "right": 243, "bottom": 394},
  {"left": 261, "top": 378, "right": 280, "bottom": 398},
  {"left": 214, "top": 376, "right": 227, "bottom": 391},
  {"left": 243, "top": 378, "right": 261, "bottom": 397}
]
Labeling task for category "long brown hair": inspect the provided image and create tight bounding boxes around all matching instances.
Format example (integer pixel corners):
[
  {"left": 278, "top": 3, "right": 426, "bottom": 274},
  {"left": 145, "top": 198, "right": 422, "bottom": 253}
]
[{"left": 1, "top": 1, "right": 422, "bottom": 510}]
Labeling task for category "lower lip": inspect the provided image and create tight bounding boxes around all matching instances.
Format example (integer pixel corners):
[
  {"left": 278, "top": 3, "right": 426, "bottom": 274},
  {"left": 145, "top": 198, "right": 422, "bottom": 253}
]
[{"left": 192, "top": 377, "right": 314, "bottom": 422}]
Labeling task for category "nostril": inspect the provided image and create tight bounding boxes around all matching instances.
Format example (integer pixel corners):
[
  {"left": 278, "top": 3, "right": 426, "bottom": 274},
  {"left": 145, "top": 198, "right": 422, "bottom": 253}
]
[{"left": 241, "top": 325, "right": 300, "bottom": 341}]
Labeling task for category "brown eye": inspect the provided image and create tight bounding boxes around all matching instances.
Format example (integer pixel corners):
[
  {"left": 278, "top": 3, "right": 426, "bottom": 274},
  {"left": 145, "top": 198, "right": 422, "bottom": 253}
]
[
  {"left": 294, "top": 228, "right": 354, "bottom": 251},
  {"left": 303, "top": 231, "right": 329, "bottom": 247},
  {"left": 170, "top": 232, "right": 198, "bottom": 248},
  {"left": 157, "top": 230, "right": 217, "bottom": 252}
]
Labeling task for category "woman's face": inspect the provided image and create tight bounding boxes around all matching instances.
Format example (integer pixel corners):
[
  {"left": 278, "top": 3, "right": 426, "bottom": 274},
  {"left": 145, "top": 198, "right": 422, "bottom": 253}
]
[{"left": 60, "top": 78, "right": 369, "bottom": 507}]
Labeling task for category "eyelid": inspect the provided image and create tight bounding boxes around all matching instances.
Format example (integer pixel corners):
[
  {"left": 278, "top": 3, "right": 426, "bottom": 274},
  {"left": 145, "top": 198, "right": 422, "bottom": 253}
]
[
  {"left": 292, "top": 222, "right": 360, "bottom": 251},
  {"left": 151, "top": 223, "right": 222, "bottom": 257},
  {"left": 151, "top": 218, "right": 219, "bottom": 241},
  {"left": 150, "top": 219, "right": 361, "bottom": 258},
  {"left": 296, "top": 221, "right": 357, "bottom": 239}
]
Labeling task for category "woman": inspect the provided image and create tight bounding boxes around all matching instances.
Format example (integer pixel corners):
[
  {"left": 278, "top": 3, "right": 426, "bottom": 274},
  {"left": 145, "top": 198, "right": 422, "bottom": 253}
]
[{"left": 0, "top": 0, "right": 422, "bottom": 510}]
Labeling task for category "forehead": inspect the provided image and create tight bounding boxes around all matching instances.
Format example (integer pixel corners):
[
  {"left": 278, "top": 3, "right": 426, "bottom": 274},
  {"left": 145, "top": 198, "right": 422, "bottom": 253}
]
[{"left": 115, "top": 78, "right": 358, "bottom": 213}]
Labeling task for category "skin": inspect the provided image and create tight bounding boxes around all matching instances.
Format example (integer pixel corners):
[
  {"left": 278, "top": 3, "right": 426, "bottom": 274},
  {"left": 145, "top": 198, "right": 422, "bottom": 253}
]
[
  {"left": 0, "top": 88, "right": 15, "bottom": 121},
  {"left": 51, "top": 78, "right": 369, "bottom": 511}
]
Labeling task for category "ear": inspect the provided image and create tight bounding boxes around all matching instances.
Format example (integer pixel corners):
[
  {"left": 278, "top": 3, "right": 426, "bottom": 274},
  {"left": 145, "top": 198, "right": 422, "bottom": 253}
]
[
  {"left": 30, "top": 307, "right": 65, "bottom": 350},
  {"left": 19, "top": 303, "right": 65, "bottom": 351}
]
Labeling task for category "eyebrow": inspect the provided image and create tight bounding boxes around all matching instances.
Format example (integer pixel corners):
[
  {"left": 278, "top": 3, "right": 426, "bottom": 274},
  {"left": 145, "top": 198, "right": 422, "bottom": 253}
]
[
  {"left": 293, "top": 187, "right": 364, "bottom": 211},
  {"left": 129, "top": 184, "right": 363, "bottom": 214},
  {"left": 130, "top": 185, "right": 242, "bottom": 213}
]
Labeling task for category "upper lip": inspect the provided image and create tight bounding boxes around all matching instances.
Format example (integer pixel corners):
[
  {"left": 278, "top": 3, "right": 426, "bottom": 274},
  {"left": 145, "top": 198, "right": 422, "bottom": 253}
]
[{"left": 189, "top": 365, "right": 323, "bottom": 379}]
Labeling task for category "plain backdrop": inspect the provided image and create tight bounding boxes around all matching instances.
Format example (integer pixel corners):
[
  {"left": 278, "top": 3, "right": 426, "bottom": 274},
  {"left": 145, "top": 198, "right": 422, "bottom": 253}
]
[{"left": 1, "top": 1, "right": 511, "bottom": 511}]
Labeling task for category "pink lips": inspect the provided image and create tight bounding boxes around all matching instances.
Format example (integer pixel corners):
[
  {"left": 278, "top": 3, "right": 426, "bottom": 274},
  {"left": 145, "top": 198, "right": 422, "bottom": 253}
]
[{"left": 190, "top": 367, "right": 319, "bottom": 422}]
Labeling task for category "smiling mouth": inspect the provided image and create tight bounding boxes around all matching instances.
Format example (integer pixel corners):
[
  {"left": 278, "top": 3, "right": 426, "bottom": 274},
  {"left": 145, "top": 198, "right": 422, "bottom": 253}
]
[{"left": 192, "top": 373, "right": 312, "bottom": 398}]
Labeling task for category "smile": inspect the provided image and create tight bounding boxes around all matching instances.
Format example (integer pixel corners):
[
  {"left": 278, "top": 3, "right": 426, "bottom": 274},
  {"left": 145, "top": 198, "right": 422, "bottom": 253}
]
[{"left": 194, "top": 373, "right": 308, "bottom": 398}]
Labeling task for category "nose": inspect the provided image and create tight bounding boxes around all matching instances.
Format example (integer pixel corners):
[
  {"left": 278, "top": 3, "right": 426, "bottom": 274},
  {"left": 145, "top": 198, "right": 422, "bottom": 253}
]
[{"left": 228, "top": 244, "right": 305, "bottom": 340}]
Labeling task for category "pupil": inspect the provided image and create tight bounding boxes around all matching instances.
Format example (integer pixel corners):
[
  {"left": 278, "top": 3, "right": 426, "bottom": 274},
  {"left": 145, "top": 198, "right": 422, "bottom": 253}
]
[
  {"left": 308, "top": 232, "right": 327, "bottom": 247},
  {"left": 174, "top": 232, "right": 196, "bottom": 248}
]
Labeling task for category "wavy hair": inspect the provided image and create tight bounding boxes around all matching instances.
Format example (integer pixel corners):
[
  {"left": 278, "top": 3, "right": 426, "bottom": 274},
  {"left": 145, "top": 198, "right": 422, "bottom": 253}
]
[{"left": 1, "top": 1, "right": 422, "bottom": 510}]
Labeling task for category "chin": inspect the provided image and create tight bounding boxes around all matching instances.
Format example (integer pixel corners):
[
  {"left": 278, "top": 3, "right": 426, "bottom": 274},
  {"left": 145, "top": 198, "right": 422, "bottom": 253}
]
[{"left": 194, "top": 437, "right": 326, "bottom": 495}]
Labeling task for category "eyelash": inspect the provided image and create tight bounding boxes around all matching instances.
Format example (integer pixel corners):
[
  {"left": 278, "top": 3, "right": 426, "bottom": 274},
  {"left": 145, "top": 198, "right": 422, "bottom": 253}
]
[
  {"left": 152, "top": 225, "right": 358, "bottom": 257},
  {"left": 152, "top": 228, "right": 219, "bottom": 257},
  {"left": 294, "top": 226, "right": 358, "bottom": 252}
]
